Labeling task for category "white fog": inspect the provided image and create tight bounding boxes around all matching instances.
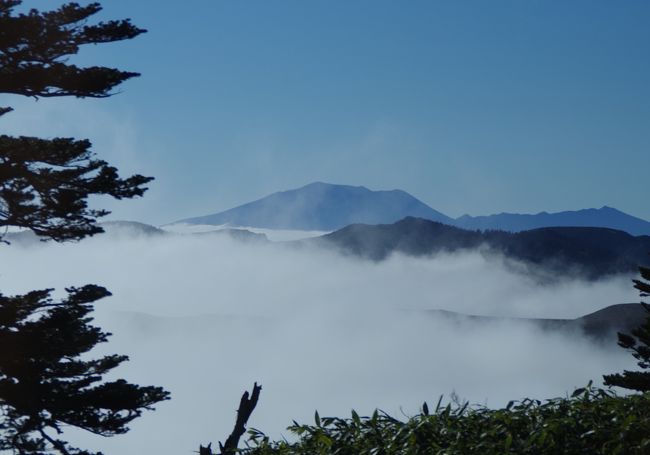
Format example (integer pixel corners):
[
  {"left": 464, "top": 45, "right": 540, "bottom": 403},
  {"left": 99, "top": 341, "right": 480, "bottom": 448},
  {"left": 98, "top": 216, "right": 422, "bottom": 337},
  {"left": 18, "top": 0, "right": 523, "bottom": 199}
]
[{"left": 0, "top": 229, "right": 639, "bottom": 454}]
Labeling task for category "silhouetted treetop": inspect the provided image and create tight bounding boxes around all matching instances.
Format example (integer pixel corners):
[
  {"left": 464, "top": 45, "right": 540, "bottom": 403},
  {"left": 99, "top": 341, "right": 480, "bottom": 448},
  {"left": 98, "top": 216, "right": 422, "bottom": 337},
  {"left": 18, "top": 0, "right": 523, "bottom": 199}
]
[
  {"left": 0, "top": 1, "right": 152, "bottom": 242},
  {"left": 0, "top": 1, "right": 145, "bottom": 105}
]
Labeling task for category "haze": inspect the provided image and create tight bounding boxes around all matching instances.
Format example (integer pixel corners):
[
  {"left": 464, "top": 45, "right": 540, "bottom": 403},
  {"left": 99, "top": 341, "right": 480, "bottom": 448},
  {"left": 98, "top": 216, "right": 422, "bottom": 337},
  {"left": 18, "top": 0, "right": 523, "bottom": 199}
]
[{"left": 0, "top": 229, "right": 637, "bottom": 454}]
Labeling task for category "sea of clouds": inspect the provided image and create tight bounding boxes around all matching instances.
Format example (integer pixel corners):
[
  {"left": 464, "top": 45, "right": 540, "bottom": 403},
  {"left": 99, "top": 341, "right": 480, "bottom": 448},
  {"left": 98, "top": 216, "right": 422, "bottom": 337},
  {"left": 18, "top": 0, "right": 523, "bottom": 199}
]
[{"left": 0, "top": 228, "right": 640, "bottom": 454}]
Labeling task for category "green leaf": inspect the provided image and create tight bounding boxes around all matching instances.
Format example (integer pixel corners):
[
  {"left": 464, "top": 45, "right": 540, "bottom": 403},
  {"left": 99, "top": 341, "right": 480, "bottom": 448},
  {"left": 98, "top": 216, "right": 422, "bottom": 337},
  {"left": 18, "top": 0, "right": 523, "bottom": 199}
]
[
  {"left": 351, "top": 409, "right": 361, "bottom": 426},
  {"left": 571, "top": 387, "right": 585, "bottom": 398}
]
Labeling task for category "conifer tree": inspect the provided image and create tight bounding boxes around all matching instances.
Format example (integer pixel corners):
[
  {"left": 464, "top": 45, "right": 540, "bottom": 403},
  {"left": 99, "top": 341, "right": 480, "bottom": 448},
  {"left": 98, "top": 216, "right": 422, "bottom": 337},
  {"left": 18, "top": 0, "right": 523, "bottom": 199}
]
[
  {"left": 603, "top": 265, "right": 650, "bottom": 392},
  {"left": 0, "top": 0, "right": 153, "bottom": 241},
  {"left": 0, "top": 286, "right": 169, "bottom": 455},
  {"left": 0, "top": 2, "right": 169, "bottom": 454}
]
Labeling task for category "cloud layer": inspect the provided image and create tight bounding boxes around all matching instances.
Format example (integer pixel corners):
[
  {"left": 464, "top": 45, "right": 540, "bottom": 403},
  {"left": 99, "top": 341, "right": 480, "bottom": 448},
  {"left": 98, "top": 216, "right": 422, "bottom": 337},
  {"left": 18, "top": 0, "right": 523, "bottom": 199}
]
[{"left": 0, "top": 231, "right": 639, "bottom": 454}]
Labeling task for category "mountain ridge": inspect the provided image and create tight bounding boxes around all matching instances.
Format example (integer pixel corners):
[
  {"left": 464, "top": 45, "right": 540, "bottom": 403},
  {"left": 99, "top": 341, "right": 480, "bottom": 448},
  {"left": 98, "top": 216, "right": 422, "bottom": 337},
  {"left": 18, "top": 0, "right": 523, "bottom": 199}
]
[
  {"left": 454, "top": 205, "right": 650, "bottom": 235},
  {"left": 172, "top": 182, "right": 650, "bottom": 236},
  {"left": 310, "top": 216, "right": 650, "bottom": 280},
  {"left": 427, "top": 303, "right": 648, "bottom": 341}
]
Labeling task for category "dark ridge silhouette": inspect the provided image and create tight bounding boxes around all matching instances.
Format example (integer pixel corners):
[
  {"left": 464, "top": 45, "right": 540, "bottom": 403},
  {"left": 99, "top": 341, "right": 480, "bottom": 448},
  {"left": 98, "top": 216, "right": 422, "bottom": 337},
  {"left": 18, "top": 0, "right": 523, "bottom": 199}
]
[
  {"left": 312, "top": 217, "right": 650, "bottom": 279},
  {"left": 313, "top": 217, "right": 483, "bottom": 260},
  {"left": 425, "top": 303, "right": 648, "bottom": 342},
  {"left": 101, "top": 220, "right": 167, "bottom": 236}
]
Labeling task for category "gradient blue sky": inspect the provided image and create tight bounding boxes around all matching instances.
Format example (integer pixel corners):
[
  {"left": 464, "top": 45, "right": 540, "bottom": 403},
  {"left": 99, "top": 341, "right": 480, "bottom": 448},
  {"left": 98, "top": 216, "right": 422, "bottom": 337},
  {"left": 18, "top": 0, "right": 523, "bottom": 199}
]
[{"left": 4, "top": 1, "right": 650, "bottom": 225}]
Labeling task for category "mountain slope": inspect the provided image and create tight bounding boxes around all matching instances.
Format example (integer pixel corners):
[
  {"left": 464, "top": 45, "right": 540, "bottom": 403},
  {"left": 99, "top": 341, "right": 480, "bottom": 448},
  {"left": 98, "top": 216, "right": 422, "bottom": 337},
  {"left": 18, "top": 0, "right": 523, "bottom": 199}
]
[
  {"left": 313, "top": 217, "right": 650, "bottom": 279},
  {"left": 454, "top": 206, "right": 650, "bottom": 236},
  {"left": 174, "top": 182, "right": 650, "bottom": 236},
  {"left": 428, "top": 303, "right": 648, "bottom": 341},
  {"left": 176, "top": 182, "right": 452, "bottom": 230}
]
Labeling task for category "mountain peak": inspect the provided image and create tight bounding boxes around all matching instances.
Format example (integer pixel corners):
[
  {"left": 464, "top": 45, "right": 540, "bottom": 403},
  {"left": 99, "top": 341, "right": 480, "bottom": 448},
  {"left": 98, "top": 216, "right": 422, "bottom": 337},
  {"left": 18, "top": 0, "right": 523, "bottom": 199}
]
[
  {"left": 175, "top": 183, "right": 451, "bottom": 231},
  {"left": 297, "top": 181, "right": 371, "bottom": 192},
  {"left": 171, "top": 182, "right": 650, "bottom": 237}
]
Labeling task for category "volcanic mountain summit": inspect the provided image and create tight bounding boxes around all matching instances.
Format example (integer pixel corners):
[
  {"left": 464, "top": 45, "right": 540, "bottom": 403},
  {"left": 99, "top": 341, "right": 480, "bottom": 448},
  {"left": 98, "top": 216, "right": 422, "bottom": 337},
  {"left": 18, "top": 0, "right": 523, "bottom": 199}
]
[
  {"left": 176, "top": 182, "right": 452, "bottom": 230},
  {"left": 174, "top": 182, "right": 650, "bottom": 236}
]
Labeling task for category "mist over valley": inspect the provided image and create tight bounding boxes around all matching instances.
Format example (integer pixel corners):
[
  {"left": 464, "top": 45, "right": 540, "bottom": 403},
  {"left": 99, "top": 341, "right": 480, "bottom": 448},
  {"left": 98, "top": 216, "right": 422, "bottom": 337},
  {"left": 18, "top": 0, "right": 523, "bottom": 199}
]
[
  {"left": 2, "top": 2, "right": 649, "bottom": 453},
  {"left": 2, "top": 206, "right": 645, "bottom": 453}
]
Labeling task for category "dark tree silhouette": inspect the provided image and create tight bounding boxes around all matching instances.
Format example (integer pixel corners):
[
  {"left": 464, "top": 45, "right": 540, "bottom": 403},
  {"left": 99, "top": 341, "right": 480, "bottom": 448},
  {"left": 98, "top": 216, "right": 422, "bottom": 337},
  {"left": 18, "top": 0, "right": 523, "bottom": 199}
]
[
  {"left": 0, "top": 1, "right": 142, "bottom": 100},
  {"left": 0, "top": 134, "right": 153, "bottom": 241},
  {"left": 0, "top": 0, "right": 153, "bottom": 242},
  {"left": 0, "top": 2, "right": 169, "bottom": 454},
  {"left": 199, "top": 383, "right": 262, "bottom": 455},
  {"left": 603, "top": 265, "right": 650, "bottom": 392},
  {"left": 0, "top": 285, "right": 169, "bottom": 455}
]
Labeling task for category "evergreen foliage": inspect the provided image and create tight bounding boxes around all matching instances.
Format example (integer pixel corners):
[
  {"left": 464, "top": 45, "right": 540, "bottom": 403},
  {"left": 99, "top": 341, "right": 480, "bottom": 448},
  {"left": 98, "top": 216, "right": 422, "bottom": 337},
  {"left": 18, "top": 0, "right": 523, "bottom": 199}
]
[
  {"left": 0, "top": 2, "right": 168, "bottom": 454},
  {"left": 244, "top": 387, "right": 650, "bottom": 455},
  {"left": 0, "top": 0, "right": 153, "bottom": 242},
  {"left": 0, "top": 285, "right": 168, "bottom": 454},
  {"left": 603, "top": 265, "right": 650, "bottom": 392},
  {"left": 0, "top": 1, "right": 144, "bottom": 100},
  {"left": 0, "top": 134, "right": 153, "bottom": 241}
]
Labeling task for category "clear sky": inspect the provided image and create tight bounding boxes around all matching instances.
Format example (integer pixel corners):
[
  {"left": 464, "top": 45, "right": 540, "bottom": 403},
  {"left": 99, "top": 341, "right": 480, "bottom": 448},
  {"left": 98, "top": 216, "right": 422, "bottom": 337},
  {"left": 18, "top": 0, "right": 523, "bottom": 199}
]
[{"left": 4, "top": 1, "right": 650, "bottom": 225}]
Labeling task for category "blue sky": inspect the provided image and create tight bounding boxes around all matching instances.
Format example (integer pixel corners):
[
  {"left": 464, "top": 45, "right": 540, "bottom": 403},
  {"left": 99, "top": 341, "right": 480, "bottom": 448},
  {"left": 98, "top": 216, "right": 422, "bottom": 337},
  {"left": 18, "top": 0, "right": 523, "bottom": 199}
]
[{"left": 5, "top": 1, "right": 650, "bottom": 224}]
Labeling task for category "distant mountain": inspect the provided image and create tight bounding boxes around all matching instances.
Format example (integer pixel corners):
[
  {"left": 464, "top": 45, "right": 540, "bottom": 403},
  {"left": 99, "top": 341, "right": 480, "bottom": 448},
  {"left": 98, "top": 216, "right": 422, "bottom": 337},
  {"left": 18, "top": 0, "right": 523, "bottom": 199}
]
[
  {"left": 1, "top": 221, "right": 168, "bottom": 245},
  {"left": 173, "top": 182, "right": 650, "bottom": 236},
  {"left": 112, "top": 303, "right": 647, "bottom": 345},
  {"left": 100, "top": 222, "right": 268, "bottom": 243},
  {"left": 192, "top": 228, "right": 268, "bottom": 243},
  {"left": 101, "top": 221, "right": 167, "bottom": 237},
  {"left": 174, "top": 182, "right": 452, "bottom": 231},
  {"left": 2, "top": 221, "right": 266, "bottom": 246},
  {"left": 312, "top": 217, "right": 650, "bottom": 279},
  {"left": 427, "top": 303, "right": 648, "bottom": 341},
  {"left": 455, "top": 206, "right": 650, "bottom": 236}
]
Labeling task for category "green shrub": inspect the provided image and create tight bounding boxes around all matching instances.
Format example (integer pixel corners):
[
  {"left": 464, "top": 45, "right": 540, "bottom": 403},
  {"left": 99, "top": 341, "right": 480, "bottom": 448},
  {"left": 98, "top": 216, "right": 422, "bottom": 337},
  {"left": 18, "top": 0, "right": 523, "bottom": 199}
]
[{"left": 243, "top": 386, "right": 650, "bottom": 455}]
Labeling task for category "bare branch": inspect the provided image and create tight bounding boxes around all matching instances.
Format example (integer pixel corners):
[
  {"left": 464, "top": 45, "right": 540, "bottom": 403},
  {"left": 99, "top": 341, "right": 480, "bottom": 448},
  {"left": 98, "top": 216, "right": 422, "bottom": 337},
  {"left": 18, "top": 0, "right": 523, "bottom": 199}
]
[{"left": 199, "top": 383, "right": 262, "bottom": 455}]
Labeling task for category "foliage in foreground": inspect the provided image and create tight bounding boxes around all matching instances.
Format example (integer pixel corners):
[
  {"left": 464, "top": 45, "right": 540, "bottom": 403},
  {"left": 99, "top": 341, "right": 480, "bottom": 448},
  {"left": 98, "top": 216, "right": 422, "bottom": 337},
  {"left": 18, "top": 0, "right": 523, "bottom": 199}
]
[
  {"left": 604, "top": 265, "right": 650, "bottom": 392},
  {"left": 0, "top": 1, "right": 167, "bottom": 453},
  {"left": 244, "top": 386, "right": 650, "bottom": 455},
  {"left": 0, "top": 286, "right": 169, "bottom": 454},
  {"left": 230, "top": 265, "right": 650, "bottom": 455}
]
